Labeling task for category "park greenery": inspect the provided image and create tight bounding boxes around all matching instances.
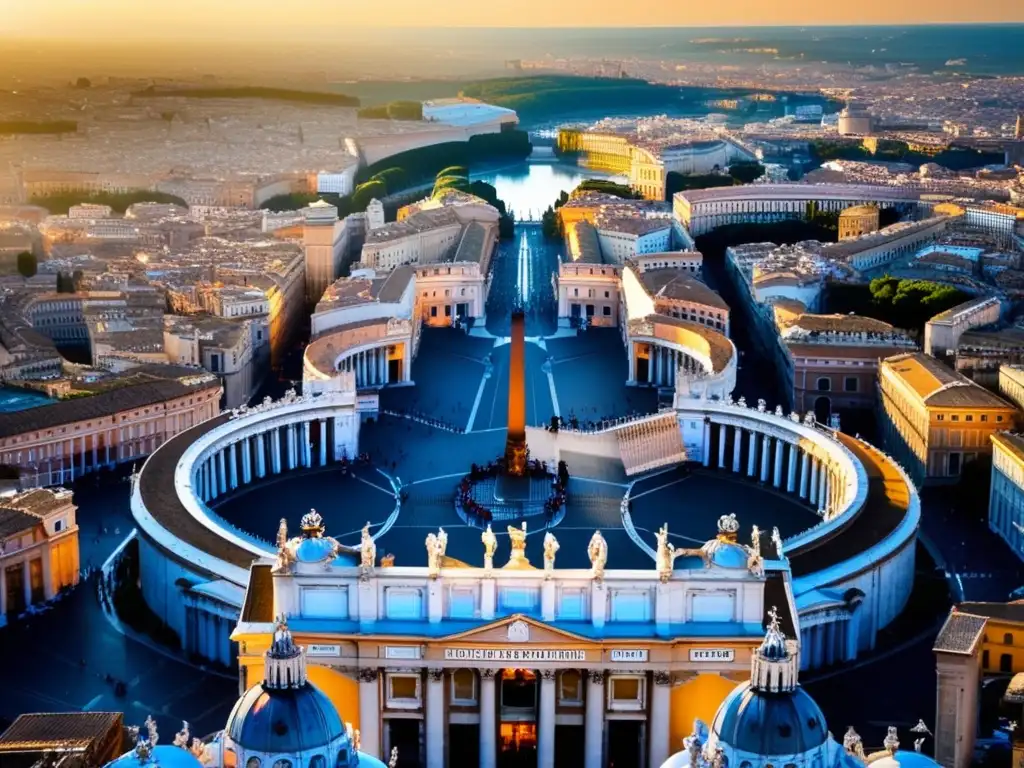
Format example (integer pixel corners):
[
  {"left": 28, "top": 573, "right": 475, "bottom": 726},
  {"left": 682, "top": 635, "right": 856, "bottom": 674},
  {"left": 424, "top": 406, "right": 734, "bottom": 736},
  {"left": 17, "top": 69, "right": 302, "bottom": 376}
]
[
  {"left": 29, "top": 190, "right": 188, "bottom": 216},
  {"left": 808, "top": 138, "right": 1003, "bottom": 171},
  {"left": 16, "top": 252, "right": 37, "bottom": 279},
  {"left": 828, "top": 276, "right": 969, "bottom": 334},
  {"left": 357, "top": 101, "right": 423, "bottom": 120},
  {"left": 430, "top": 168, "right": 515, "bottom": 239},
  {"left": 728, "top": 161, "right": 767, "bottom": 184},
  {"left": 664, "top": 163, "right": 767, "bottom": 200},
  {"left": 0, "top": 120, "right": 78, "bottom": 136},
  {"left": 574, "top": 179, "right": 644, "bottom": 199},
  {"left": 131, "top": 86, "right": 360, "bottom": 107}
]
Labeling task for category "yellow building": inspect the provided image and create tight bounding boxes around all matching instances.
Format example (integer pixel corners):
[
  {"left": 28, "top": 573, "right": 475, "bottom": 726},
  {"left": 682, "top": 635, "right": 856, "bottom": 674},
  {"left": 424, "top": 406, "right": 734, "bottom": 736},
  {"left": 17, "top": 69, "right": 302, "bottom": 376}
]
[
  {"left": 0, "top": 488, "right": 80, "bottom": 624},
  {"left": 838, "top": 204, "right": 880, "bottom": 241},
  {"left": 878, "top": 352, "right": 1017, "bottom": 484},
  {"left": 933, "top": 603, "right": 1024, "bottom": 768}
]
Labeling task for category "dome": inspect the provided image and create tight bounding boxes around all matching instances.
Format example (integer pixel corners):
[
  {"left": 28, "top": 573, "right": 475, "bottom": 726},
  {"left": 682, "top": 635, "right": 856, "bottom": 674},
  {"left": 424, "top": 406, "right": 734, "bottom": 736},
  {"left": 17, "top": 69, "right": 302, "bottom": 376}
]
[
  {"left": 711, "top": 681, "right": 829, "bottom": 756},
  {"left": 659, "top": 751, "right": 693, "bottom": 768},
  {"left": 700, "top": 514, "right": 750, "bottom": 569},
  {"left": 353, "top": 752, "right": 390, "bottom": 768},
  {"left": 868, "top": 751, "right": 942, "bottom": 768},
  {"left": 106, "top": 746, "right": 204, "bottom": 768},
  {"left": 225, "top": 682, "right": 347, "bottom": 754}
]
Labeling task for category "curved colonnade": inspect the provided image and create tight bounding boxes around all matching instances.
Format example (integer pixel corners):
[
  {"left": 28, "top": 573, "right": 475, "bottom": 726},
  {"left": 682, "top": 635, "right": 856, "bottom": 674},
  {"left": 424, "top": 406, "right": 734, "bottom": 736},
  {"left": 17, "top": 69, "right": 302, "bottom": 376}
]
[
  {"left": 303, "top": 317, "right": 417, "bottom": 396},
  {"left": 130, "top": 387, "right": 919, "bottom": 673},
  {"left": 130, "top": 392, "right": 372, "bottom": 665},
  {"left": 672, "top": 397, "right": 920, "bottom": 671},
  {"left": 624, "top": 314, "right": 738, "bottom": 399}
]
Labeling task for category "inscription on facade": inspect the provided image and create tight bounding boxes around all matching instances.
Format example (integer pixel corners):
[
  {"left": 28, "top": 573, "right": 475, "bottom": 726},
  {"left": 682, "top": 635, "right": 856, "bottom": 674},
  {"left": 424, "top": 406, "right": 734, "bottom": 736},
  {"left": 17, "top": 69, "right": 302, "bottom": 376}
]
[
  {"left": 385, "top": 646, "right": 422, "bottom": 660},
  {"left": 689, "top": 648, "right": 735, "bottom": 662},
  {"left": 444, "top": 648, "right": 587, "bottom": 662},
  {"left": 308, "top": 644, "right": 341, "bottom": 656},
  {"left": 609, "top": 649, "right": 649, "bottom": 662}
]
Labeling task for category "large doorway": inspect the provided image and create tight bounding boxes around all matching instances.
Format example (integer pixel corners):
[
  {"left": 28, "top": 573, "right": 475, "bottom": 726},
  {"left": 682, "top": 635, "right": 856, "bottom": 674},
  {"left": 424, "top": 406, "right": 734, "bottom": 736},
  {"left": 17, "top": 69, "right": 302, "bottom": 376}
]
[
  {"left": 499, "top": 723, "right": 537, "bottom": 768},
  {"left": 386, "top": 719, "right": 422, "bottom": 768},
  {"left": 450, "top": 724, "right": 479, "bottom": 767},
  {"left": 813, "top": 395, "right": 832, "bottom": 425},
  {"left": 5, "top": 564, "right": 24, "bottom": 615},
  {"left": 554, "top": 724, "right": 585, "bottom": 768},
  {"left": 606, "top": 720, "right": 644, "bottom": 768}
]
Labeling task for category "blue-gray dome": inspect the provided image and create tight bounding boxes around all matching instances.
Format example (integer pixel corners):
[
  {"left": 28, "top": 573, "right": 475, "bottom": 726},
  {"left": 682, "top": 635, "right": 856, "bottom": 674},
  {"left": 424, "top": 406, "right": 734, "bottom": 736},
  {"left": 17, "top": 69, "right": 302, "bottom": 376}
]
[
  {"left": 702, "top": 540, "right": 749, "bottom": 568},
  {"left": 106, "top": 746, "right": 204, "bottom": 768},
  {"left": 225, "top": 682, "right": 347, "bottom": 754},
  {"left": 711, "top": 682, "right": 828, "bottom": 756},
  {"left": 870, "top": 752, "right": 942, "bottom": 768}
]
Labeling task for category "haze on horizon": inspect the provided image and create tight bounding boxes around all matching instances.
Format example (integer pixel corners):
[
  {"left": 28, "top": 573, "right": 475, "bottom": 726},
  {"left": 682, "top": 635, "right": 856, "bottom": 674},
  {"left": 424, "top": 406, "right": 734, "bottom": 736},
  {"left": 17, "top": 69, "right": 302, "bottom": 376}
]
[{"left": 4, "top": 0, "right": 1023, "bottom": 37}]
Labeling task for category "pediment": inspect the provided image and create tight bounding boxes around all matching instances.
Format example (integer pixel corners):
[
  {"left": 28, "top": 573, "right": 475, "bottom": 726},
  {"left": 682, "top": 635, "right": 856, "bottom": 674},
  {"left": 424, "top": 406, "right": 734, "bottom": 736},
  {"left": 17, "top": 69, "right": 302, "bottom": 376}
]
[{"left": 444, "top": 614, "right": 589, "bottom": 645}]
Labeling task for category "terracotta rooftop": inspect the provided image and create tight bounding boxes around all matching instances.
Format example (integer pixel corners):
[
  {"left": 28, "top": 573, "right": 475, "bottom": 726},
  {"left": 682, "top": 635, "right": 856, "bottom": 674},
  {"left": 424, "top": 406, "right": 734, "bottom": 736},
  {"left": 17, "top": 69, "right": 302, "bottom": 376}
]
[
  {"left": 883, "top": 352, "right": 1016, "bottom": 409},
  {"left": 0, "top": 712, "right": 122, "bottom": 754},
  {"left": 640, "top": 269, "right": 728, "bottom": 310}
]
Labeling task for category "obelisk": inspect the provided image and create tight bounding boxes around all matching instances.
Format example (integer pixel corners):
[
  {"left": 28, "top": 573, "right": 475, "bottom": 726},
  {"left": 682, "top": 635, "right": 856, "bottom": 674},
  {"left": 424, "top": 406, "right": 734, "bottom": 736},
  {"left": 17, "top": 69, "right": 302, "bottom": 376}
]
[{"left": 504, "top": 309, "right": 528, "bottom": 476}]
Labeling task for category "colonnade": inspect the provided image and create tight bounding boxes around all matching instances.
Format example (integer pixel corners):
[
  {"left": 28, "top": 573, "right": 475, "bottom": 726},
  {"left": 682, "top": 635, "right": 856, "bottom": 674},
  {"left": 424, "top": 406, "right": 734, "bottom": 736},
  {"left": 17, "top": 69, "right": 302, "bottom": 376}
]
[
  {"left": 798, "top": 616, "right": 859, "bottom": 671},
  {"left": 703, "top": 419, "right": 846, "bottom": 516},
  {"left": 630, "top": 342, "right": 703, "bottom": 389},
  {"left": 337, "top": 346, "right": 392, "bottom": 389},
  {"left": 194, "top": 417, "right": 342, "bottom": 503},
  {"left": 359, "top": 667, "right": 669, "bottom": 768}
]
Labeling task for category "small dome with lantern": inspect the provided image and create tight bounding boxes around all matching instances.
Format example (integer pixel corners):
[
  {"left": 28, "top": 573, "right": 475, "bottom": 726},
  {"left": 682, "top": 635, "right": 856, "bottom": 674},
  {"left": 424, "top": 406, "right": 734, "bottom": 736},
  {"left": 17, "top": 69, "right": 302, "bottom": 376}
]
[
  {"left": 700, "top": 514, "right": 751, "bottom": 569},
  {"left": 274, "top": 511, "right": 358, "bottom": 570},
  {"left": 105, "top": 718, "right": 208, "bottom": 768},
  {"left": 221, "top": 620, "right": 390, "bottom": 768}
]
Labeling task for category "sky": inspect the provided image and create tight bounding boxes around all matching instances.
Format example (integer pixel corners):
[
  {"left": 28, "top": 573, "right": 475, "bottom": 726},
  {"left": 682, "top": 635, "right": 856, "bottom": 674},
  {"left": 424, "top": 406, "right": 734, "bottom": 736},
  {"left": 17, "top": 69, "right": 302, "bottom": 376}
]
[{"left": 2, "top": 0, "right": 1022, "bottom": 36}]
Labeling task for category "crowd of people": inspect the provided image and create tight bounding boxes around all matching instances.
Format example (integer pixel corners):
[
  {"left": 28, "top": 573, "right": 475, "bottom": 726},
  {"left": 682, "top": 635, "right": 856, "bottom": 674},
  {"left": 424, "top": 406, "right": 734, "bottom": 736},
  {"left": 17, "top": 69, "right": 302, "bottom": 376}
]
[
  {"left": 456, "top": 457, "right": 570, "bottom": 526},
  {"left": 380, "top": 408, "right": 464, "bottom": 434},
  {"left": 544, "top": 411, "right": 653, "bottom": 433}
]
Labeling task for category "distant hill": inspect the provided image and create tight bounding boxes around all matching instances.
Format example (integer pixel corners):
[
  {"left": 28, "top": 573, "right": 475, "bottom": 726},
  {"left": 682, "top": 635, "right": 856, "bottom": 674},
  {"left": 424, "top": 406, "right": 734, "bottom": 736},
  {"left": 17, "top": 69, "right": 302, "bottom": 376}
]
[{"left": 131, "top": 86, "right": 360, "bottom": 107}]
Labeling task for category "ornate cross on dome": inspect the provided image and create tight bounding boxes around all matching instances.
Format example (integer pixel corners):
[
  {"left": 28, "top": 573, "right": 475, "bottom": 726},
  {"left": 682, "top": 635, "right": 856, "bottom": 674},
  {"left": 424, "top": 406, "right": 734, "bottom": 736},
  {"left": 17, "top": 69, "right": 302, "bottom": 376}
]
[{"left": 766, "top": 605, "right": 780, "bottom": 632}]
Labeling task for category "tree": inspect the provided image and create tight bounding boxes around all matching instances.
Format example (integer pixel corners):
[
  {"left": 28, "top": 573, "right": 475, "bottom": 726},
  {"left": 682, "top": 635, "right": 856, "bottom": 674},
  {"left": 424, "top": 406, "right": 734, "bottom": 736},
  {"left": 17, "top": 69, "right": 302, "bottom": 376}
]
[
  {"left": 16, "top": 251, "right": 37, "bottom": 278},
  {"left": 575, "top": 179, "right": 643, "bottom": 199},
  {"left": 352, "top": 180, "right": 386, "bottom": 212},
  {"left": 728, "top": 161, "right": 766, "bottom": 184}
]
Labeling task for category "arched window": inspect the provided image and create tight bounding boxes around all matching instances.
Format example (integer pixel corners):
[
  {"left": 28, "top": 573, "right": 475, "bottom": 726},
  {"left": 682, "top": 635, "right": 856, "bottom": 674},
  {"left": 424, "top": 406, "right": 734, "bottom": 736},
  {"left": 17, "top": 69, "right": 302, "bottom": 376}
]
[
  {"left": 1006, "top": 633, "right": 1015, "bottom": 645},
  {"left": 309, "top": 756, "right": 326, "bottom": 768},
  {"left": 816, "top": 377, "right": 831, "bottom": 392},
  {"left": 273, "top": 760, "right": 293, "bottom": 768},
  {"left": 335, "top": 748, "right": 350, "bottom": 768},
  {"left": 246, "top": 759, "right": 261, "bottom": 768}
]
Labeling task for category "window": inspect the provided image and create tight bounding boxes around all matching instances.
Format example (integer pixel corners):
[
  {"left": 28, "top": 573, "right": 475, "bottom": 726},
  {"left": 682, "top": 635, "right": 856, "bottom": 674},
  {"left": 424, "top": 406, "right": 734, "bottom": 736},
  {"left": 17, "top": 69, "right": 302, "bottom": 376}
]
[
  {"left": 937, "top": 414, "right": 944, "bottom": 421},
  {"left": 998, "top": 416, "right": 1005, "bottom": 422},
  {"left": 966, "top": 415, "right": 973, "bottom": 422},
  {"left": 983, "top": 650, "right": 990, "bottom": 669},
  {"left": 273, "top": 761, "right": 293, "bottom": 768},
  {"left": 559, "top": 588, "right": 586, "bottom": 619},
  {"left": 308, "top": 758, "right": 326, "bottom": 768},
  {"left": 816, "top": 377, "right": 831, "bottom": 392},
  {"left": 951, "top": 415, "right": 959, "bottom": 422},
  {"left": 603, "top": 306, "right": 611, "bottom": 317},
  {"left": 607, "top": 676, "right": 645, "bottom": 711},
  {"left": 449, "top": 587, "right": 475, "bottom": 619},
  {"left": 451, "top": 669, "right": 476, "bottom": 705},
  {"left": 982, "top": 415, "right": 989, "bottom": 422},
  {"left": 386, "top": 673, "right": 422, "bottom": 708},
  {"left": 54, "top": 518, "right": 65, "bottom": 532},
  {"left": 1006, "top": 633, "right": 1015, "bottom": 645},
  {"left": 1001, "top": 654, "right": 1014, "bottom": 673},
  {"left": 559, "top": 670, "right": 582, "bottom": 704},
  {"left": 843, "top": 377, "right": 858, "bottom": 393},
  {"left": 948, "top": 453, "right": 962, "bottom": 476}
]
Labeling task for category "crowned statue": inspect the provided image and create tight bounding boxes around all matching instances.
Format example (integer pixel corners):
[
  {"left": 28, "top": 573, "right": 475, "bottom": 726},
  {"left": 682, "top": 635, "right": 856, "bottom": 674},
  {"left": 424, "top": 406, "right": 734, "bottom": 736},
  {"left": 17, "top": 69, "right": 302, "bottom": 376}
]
[
  {"left": 481, "top": 524, "right": 497, "bottom": 572},
  {"left": 543, "top": 532, "right": 559, "bottom": 575},
  {"left": 360, "top": 522, "right": 375, "bottom": 573},
  {"left": 426, "top": 528, "right": 447, "bottom": 578},
  {"left": 505, "top": 522, "right": 529, "bottom": 568},
  {"left": 588, "top": 530, "right": 608, "bottom": 581}
]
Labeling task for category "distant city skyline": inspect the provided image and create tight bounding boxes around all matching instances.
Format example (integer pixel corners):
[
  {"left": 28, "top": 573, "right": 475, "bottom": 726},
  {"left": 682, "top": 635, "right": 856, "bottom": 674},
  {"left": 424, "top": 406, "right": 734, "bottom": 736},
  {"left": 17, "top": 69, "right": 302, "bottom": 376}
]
[{"left": 4, "top": 0, "right": 1023, "bottom": 38}]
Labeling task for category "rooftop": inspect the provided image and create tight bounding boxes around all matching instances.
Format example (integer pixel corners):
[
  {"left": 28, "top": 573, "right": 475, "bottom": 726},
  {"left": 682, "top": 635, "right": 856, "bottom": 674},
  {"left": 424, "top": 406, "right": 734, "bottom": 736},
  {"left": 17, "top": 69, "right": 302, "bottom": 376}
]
[
  {"left": 933, "top": 610, "right": 988, "bottom": 655},
  {"left": 639, "top": 269, "right": 728, "bottom": 310},
  {"left": 883, "top": 352, "right": 1016, "bottom": 409},
  {"left": 0, "top": 712, "right": 122, "bottom": 754}
]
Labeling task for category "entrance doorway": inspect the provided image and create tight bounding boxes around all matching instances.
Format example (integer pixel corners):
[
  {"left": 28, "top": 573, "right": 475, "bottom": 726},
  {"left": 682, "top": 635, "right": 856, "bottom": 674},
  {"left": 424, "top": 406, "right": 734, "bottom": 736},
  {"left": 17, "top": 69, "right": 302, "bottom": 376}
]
[
  {"left": 606, "top": 720, "right": 644, "bottom": 768},
  {"left": 388, "top": 357, "right": 402, "bottom": 384},
  {"left": 5, "top": 564, "right": 24, "bottom": 615},
  {"left": 499, "top": 723, "right": 537, "bottom": 768},
  {"left": 813, "top": 395, "right": 831, "bottom": 424},
  {"left": 450, "top": 724, "right": 479, "bottom": 766},
  {"left": 386, "top": 719, "right": 421, "bottom": 768},
  {"left": 554, "top": 724, "right": 584, "bottom": 768}
]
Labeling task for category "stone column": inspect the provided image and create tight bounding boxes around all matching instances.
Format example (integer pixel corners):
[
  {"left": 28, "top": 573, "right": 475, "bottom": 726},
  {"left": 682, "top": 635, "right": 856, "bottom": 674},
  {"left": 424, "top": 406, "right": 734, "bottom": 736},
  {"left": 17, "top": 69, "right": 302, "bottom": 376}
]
[
  {"left": 272, "top": 428, "right": 282, "bottom": 474},
  {"left": 80, "top": 435, "right": 86, "bottom": 475},
  {"left": 538, "top": 670, "right": 556, "bottom": 768},
  {"left": 810, "top": 458, "right": 820, "bottom": 506},
  {"left": 91, "top": 434, "right": 98, "bottom": 469},
  {"left": 303, "top": 421, "right": 312, "bottom": 467},
  {"left": 732, "top": 427, "right": 742, "bottom": 473},
  {"left": 256, "top": 433, "right": 266, "bottom": 478},
  {"left": 584, "top": 671, "right": 605, "bottom": 768},
  {"left": 242, "top": 437, "right": 252, "bottom": 484},
  {"left": 820, "top": 468, "right": 830, "bottom": 513},
  {"left": 649, "top": 672, "right": 672, "bottom": 768},
  {"left": 480, "top": 670, "right": 497, "bottom": 768},
  {"left": 787, "top": 444, "right": 798, "bottom": 493},
  {"left": 702, "top": 420, "right": 711, "bottom": 467},
  {"left": 319, "top": 420, "right": 328, "bottom": 466},
  {"left": 760, "top": 434, "right": 770, "bottom": 483},
  {"left": 358, "top": 669, "right": 381, "bottom": 758},
  {"left": 0, "top": 566, "right": 7, "bottom": 616},
  {"left": 718, "top": 424, "right": 727, "bottom": 469},
  {"left": 647, "top": 346, "right": 655, "bottom": 385},
  {"left": 747, "top": 430, "right": 757, "bottom": 477},
  {"left": 773, "top": 440, "right": 784, "bottom": 488},
  {"left": 426, "top": 668, "right": 445, "bottom": 768},
  {"left": 799, "top": 452, "right": 809, "bottom": 499},
  {"left": 22, "top": 560, "right": 32, "bottom": 608},
  {"left": 229, "top": 443, "right": 239, "bottom": 490}
]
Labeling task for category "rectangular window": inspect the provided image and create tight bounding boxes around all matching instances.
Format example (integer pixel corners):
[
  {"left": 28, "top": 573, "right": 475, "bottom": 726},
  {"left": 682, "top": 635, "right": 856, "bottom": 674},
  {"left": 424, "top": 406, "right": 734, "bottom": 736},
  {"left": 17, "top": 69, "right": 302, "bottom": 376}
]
[
  {"left": 844, "top": 377, "right": 858, "bottom": 393},
  {"left": 610, "top": 590, "right": 650, "bottom": 622},
  {"left": 449, "top": 587, "right": 476, "bottom": 619},
  {"left": 603, "top": 306, "right": 611, "bottom": 317},
  {"left": 966, "top": 415, "right": 973, "bottom": 422},
  {"left": 607, "top": 676, "right": 645, "bottom": 711},
  {"left": 451, "top": 670, "right": 476, "bottom": 705},
  {"left": 982, "top": 415, "right": 989, "bottom": 422},
  {"left": 558, "top": 588, "right": 586, "bottom": 619},
  {"left": 559, "top": 670, "right": 583, "bottom": 705},
  {"left": 385, "top": 587, "right": 424, "bottom": 619},
  {"left": 387, "top": 674, "right": 422, "bottom": 709},
  {"left": 951, "top": 415, "right": 960, "bottom": 422},
  {"left": 300, "top": 587, "right": 348, "bottom": 619},
  {"left": 1001, "top": 654, "right": 1014, "bottom": 673},
  {"left": 937, "top": 414, "right": 944, "bottom": 421}
]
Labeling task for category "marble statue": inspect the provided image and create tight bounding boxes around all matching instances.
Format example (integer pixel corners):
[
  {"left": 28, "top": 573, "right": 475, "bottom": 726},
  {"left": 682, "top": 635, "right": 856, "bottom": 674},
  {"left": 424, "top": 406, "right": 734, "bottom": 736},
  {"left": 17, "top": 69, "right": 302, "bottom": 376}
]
[
  {"left": 482, "top": 524, "right": 497, "bottom": 571},
  {"left": 274, "top": 518, "right": 295, "bottom": 574},
  {"left": 426, "top": 530, "right": 445, "bottom": 578},
  {"left": 437, "top": 527, "right": 448, "bottom": 559},
  {"left": 360, "top": 523, "right": 376, "bottom": 571},
  {"left": 655, "top": 523, "right": 675, "bottom": 582},
  {"left": 588, "top": 530, "right": 608, "bottom": 581},
  {"left": 771, "top": 526, "right": 784, "bottom": 558},
  {"left": 883, "top": 726, "right": 900, "bottom": 754},
  {"left": 506, "top": 522, "right": 529, "bottom": 567},
  {"left": 843, "top": 726, "right": 866, "bottom": 759},
  {"left": 750, "top": 525, "right": 761, "bottom": 557},
  {"left": 543, "top": 532, "right": 559, "bottom": 574}
]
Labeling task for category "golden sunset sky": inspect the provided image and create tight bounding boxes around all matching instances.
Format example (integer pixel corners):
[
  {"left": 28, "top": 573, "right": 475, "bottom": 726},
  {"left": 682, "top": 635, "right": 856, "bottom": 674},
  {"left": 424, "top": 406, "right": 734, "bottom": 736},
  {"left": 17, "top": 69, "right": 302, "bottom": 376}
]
[{"left": 3, "top": 0, "right": 1022, "bottom": 36}]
